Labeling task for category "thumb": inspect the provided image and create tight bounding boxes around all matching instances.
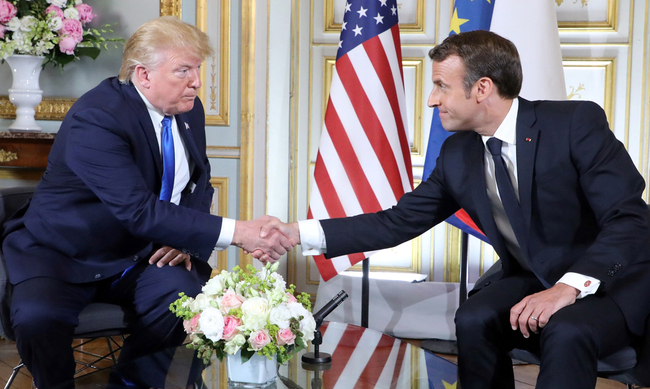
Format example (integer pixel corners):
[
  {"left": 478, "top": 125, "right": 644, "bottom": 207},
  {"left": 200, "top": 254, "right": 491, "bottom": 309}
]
[{"left": 260, "top": 220, "right": 278, "bottom": 238}]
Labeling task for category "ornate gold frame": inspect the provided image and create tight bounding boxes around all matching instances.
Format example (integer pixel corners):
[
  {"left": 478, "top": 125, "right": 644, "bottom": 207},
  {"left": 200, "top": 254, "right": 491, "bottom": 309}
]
[
  {"left": 562, "top": 58, "right": 616, "bottom": 126},
  {"left": 0, "top": 2, "right": 183, "bottom": 121},
  {"left": 210, "top": 177, "right": 229, "bottom": 271},
  {"left": 197, "top": 0, "right": 231, "bottom": 126},
  {"left": 557, "top": 0, "right": 618, "bottom": 32},
  {"left": 324, "top": 0, "right": 425, "bottom": 33}
]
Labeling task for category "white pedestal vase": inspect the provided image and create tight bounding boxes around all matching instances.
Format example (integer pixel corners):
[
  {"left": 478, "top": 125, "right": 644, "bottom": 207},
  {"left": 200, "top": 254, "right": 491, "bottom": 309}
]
[
  {"left": 5, "top": 55, "right": 44, "bottom": 132},
  {"left": 226, "top": 351, "right": 277, "bottom": 388}
]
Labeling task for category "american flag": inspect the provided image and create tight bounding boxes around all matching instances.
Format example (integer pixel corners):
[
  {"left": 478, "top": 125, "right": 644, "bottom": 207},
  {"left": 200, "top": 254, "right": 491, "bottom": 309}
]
[{"left": 308, "top": 0, "right": 413, "bottom": 281}]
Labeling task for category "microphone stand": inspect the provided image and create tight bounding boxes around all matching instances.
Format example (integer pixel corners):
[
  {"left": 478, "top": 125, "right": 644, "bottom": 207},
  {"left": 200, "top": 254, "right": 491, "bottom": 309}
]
[{"left": 302, "top": 290, "right": 348, "bottom": 365}]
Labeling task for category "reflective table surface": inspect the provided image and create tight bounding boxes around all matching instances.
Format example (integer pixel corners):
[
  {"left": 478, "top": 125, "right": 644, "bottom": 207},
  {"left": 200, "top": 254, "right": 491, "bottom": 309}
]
[{"left": 74, "top": 322, "right": 458, "bottom": 389}]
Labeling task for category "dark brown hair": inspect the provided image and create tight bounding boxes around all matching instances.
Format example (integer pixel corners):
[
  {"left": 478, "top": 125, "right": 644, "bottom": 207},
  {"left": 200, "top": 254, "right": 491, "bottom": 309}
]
[{"left": 428, "top": 30, "right": 522, "bottom": 99}]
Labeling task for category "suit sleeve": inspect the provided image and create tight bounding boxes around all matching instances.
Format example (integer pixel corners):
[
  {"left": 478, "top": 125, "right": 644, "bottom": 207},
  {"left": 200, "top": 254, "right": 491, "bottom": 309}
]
[
  {"left": 320, "top": 141, "right": 460, "bottom": 258},
  {"left": 565, "top": 101, "right": 649, "bottom": 285},
  {"left": 65, "top": 107, "right": 222, "bottom": 260}
]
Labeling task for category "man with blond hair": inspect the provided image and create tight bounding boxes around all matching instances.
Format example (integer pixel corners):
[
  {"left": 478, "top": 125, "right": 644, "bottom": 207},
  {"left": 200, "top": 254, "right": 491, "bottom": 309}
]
[{"left": 2, "top": 16, "right": 292, "bottom": 388}]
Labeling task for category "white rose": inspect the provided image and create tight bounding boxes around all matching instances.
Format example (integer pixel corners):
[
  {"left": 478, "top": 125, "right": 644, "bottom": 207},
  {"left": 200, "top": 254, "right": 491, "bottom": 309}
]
[
  {"left": 63, "top": 7, "right": 79, "bottom": 21},
  {"left": 203, "top": 274, "right": 225, "bottom": 296},
  {"left": 240, "top": 296, "right": 270, "bottom": 332},
  {"left": 269, "top": 304, "right": 292, "bottom": 329},
  {"left": 189, "top": 293, "right": 211, "bottom": 312},
  {"left": 47, "top": 0, "right": 68, "bottom": 8},
  {"left": 75, "top": 0, "right": 83, "bottom": 4},
  {"left": 48, "top": 16, "right": 63, "bottom": 31},
  {"left": 287, "top": 302, "right": 315, "bottom": 339},
  {"left": 6, "top": 17, "right": 20, "bottom": 32},
  {"left": 19, "top": 16, "right": 36, "bottom": 32},
  {"left": 224, "top": 334, "right": 246, "bottom": 355},
  {"left": 198, "top": 306, "right": 225, "bottom": 343}
]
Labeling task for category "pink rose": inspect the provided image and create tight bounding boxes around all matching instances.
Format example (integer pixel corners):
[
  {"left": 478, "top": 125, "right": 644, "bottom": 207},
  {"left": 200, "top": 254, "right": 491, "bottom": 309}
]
[
  {"left": 183, "top": 314, "right": 201, "bottom": 334},
  {"left": 276, "top": 328, "right": 296, "bottom": 346},
  {"left": 286, "top": 293, "right": 297, "bottom": 303},
  {"left": 0, "top": 1, "right": 17, "bottom": 24},
  {"left": 0, "top": 24, "right": 5, "bottom": 39},
  {"left": 58, "top": 36, "right": 78, "bottom": 55},
  {"left": 220, "top": 291, "right": 244, "bottom": 314},
  {"left": 75, "top": 4, "right": 94, "bottom": 24},
  {"left": 248, "top": 329, "right": 271, "bottom": 351},
  {"left": 59, "top": 18, "right": 83, "bottom": 42},
  {"left": 45, "top": 5, "right": 64, "bottom": 20},
  {"left": 222, "top": 315, "right": 241, "bottom": 341}
]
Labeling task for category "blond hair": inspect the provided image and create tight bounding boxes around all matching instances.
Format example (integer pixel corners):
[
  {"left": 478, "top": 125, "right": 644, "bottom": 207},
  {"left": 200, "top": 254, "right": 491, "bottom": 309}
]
[{"left": 118, "top": 16, "right": 214, "bottom": 83}]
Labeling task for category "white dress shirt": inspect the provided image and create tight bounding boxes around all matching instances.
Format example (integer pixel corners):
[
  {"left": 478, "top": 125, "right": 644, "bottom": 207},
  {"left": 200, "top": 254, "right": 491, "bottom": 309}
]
[
  {"left": 134, "top": 87, "right": 234, "bottom": 250},
  {"left": 300, "top": 98, "right": 599, "bottom": 298}
]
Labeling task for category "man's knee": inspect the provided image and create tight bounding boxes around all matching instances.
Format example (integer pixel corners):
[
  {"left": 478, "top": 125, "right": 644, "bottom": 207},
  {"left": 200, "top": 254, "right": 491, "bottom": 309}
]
[
  {"left": 540, "top": 317, "right": 596, "bottom": 352},
  {"left": 12, "top": 303, "right": 75, "bottom": 340},
  {"left": 455, "top": 301, "right": 503, "bottom": 337}
]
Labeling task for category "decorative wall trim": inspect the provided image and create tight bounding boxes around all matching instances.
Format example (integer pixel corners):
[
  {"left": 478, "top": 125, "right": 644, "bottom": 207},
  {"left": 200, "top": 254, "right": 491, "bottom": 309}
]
[
  {"left": 210, "top": 177, "right": 229, "bottom": 271},
  {"left": 0, "top": 97, "right": 75, "bottom": 120},
  {"left": 324, "top": 0, "right": 425, "bottom": 33},
  {"left": 563, "top": 58, "right": 616, "bottom": 127},
  {"left": 206, "top": 146, "right": 241, "bottom": 159},
  {"left": 557, "top": 0, "right": 618, "bottom": 32},
  {"left": 197, "top": 0, "right": 231, "bottom": 126},
  {"left": 160, "top": 0, "right": 182, "bottom": 17}
]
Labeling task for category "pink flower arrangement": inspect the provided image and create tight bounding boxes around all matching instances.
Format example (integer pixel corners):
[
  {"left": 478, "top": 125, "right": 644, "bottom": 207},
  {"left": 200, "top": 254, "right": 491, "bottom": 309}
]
[
  {"left": 170, "top": 263, "right": 315, "bottom": 365},
  {"left": 0, "top": 0, "right": 121, "bottom": 69}
]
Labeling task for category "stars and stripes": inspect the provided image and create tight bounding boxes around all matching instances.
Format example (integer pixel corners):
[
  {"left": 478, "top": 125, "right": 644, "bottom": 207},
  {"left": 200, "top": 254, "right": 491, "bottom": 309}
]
[{"left": 308, "top": 0, "right": 413, "bottom": 281}]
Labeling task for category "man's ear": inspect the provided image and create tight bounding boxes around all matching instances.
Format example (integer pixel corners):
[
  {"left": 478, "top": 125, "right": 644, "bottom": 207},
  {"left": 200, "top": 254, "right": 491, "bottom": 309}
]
[
  {"left": 475, "top": 77, "right": 494, "bottom": 103},
  {"left": 134, "top": 65, "right": 151, "bottom": 88}
]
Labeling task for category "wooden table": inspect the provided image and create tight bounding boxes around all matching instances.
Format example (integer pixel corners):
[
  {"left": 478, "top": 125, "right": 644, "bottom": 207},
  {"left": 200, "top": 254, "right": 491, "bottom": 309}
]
[{"left": 0, "top": 131, "right": 55, "bottom": 180}]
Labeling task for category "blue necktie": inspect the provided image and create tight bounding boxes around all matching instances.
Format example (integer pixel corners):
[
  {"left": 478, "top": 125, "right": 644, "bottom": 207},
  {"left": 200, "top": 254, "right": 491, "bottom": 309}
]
[
  {"left": 486, "top": 138, "right": 528, "bottom": 249},
  {"left": 160, "top": 116, "right": 175, "bottom": 202}
]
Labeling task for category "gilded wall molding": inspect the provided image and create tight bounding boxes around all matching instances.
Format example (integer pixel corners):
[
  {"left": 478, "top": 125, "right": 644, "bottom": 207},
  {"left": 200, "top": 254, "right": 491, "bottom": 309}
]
[
  {"left": 324, "top": 0, "right": 425, "bottom": 33},
  {"left": 210, "top": 177, "right": 229, "bottom": 271},
  {"left": 557, "top": 0, "right": 618, "bottom": 32},
  {"left": 160, "top": 0, "right": 182, "bottom": 17}
]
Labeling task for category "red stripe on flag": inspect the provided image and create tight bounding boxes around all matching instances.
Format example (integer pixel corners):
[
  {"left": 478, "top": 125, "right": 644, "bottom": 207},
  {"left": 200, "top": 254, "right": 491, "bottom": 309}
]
[
  {"left": 389, "top": 341, "right": 408, "bottom": 389},
  {"left": 323, "top": 325, "right": 366, "bottom": 387},
  {"left": 355, "top": 334, "right": 398, "bottom": 388},
  {"left": 455, "top": 209, "right": 485, "bottom": 236},
  {"left": 335, "top": 54, "right": 406, "bottom": 202},
  {"left": 313, "top": 152, "right": 347, "bottom": 218},
  {"left": 391, "top": 26, "right": 405, "bottom": 84},
  {"left": 325, "top": 100, "right": 383, "bottom": 213},
  {"left": 362, "top": 33, "right": 413, "bottom": 188}
]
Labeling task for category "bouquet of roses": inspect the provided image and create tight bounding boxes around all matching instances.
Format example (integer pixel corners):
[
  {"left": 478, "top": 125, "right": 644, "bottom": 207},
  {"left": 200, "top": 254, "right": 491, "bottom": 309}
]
[
  {"left": 170, "top": 263, "right": 315, "bottom": 365},
  {"left": 0, "top": 0, "right": 121, "bottom": 69}
]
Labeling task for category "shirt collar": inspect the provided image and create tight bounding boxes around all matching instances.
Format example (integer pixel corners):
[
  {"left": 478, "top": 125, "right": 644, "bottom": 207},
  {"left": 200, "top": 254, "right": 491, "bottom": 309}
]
[
  {"left": 481, "top": 98, "right": 519, "bottom": 146},
  {"left": 134, "top": 84, "right": 166, "bottom": 126}
]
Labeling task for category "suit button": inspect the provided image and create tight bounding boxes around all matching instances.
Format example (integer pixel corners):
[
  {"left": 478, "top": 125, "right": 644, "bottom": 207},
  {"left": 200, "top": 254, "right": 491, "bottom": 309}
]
[
  {"left": 485, "top": 281, "right": 491, "bottom": 287},
  {"left": 133, "top": 255, "right": 139, "bottom": 261},
  {"left": 95, "top": 274, "right": 101, "bottom": 279}
]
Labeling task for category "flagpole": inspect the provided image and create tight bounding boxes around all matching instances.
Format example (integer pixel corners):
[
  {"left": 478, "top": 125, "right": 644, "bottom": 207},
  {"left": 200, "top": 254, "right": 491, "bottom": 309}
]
[
  {"left": 459, "top": 231, "right": 469, "bottom": 305},
  {"left": 361, "top": 258, "right": 369, "bottom": 328}
]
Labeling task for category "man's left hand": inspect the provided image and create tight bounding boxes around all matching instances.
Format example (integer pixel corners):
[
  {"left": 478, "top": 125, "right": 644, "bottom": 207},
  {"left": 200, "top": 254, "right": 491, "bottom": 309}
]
[
  {"left": 149, "top": 246, "right": 192, "bottom": 271},
  {"left": 510, "top": 283, "right": 580, "bottom": 338}
]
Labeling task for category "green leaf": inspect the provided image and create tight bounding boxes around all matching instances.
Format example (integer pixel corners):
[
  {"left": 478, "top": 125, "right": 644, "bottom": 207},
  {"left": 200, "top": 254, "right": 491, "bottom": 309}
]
[
  {"left": 240, "top": 348, "right": 255, "bottom": 363},
  {"left": 76, "top": 47, "right": 101, "bottom": 60}
]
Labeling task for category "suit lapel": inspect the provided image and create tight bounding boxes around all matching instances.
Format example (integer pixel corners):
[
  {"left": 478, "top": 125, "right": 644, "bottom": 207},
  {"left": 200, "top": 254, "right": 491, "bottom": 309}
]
[
  {"left": 122, "top": 83, "right": 163, "bottom": 177},
  {"left": 515, "top": 97, "right": 539, "bottom": 230},
  {"left": 175, "top": 114, "right": 206, "bottom": 205}
]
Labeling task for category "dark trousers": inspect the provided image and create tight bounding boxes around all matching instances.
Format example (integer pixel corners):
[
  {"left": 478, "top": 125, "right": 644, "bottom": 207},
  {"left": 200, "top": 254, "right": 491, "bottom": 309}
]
[
  {"left": 10, "top": 259, "right": 209, "bottom": 389},
  {"left": 455, "top": 273, "right": 633, "bottom": 389}
]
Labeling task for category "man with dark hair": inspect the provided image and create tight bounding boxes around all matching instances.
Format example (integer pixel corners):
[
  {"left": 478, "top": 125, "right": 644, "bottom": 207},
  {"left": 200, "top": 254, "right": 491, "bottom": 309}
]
[{"left": 261, "top": 30, "right": 650, "bottom": 388}]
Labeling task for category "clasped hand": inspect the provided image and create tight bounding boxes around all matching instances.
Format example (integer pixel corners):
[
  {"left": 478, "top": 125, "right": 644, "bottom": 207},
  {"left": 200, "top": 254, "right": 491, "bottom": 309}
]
[{"left": 233, "top": 216, "right": 299, "bottom": 264}]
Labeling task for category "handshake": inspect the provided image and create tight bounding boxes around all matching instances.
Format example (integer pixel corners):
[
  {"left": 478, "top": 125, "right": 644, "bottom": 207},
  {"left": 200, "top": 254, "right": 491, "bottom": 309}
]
[{"left": 231, "top": 216, "right": 301, "bottom": 264}]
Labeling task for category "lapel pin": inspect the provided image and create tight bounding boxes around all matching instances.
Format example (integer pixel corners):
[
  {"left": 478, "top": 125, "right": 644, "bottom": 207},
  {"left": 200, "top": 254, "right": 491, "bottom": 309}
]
[
  {"left": 525, "top": 138, "right": 532, "bottom": 142},
  {"left": 185, "top": 122, "right": 190, "bottom": 130}
]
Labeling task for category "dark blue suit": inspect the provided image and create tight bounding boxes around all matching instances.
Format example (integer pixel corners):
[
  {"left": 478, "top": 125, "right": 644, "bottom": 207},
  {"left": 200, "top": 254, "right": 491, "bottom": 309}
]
[
  {"left": 319, "top": 98, "right": 650, "bottom": 388},
  {"left": 2, "top": 77, "right": 222, "bottom": 388}
]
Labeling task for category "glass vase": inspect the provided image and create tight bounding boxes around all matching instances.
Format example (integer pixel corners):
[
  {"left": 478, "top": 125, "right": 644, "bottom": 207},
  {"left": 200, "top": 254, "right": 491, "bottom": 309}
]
[{"left": 226, "top": 350, "right": 277, "bottom": 388}]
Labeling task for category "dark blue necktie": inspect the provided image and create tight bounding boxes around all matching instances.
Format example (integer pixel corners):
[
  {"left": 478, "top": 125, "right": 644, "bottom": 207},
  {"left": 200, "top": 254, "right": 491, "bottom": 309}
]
[
  {"left": 486, "top": 138, "right": 528, "bottom": 248},
  {"left": 160, "top": 116, "right": 175, "bottom": 202}
]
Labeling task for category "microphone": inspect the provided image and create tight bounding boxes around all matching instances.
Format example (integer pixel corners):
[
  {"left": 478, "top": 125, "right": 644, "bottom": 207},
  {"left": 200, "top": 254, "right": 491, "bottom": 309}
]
[
  {"left": 313, "top": 290, "right": 348, "bottom": 327},
  {"left": 302, "top": 290, "right": 348, "bottom": 365}
]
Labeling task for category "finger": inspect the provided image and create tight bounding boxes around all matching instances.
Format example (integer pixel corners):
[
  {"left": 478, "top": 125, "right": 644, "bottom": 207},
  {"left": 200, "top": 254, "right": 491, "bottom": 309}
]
[
  {"left": 156, "top": 250, "right": 176, "bottom": 267},
  {"left": 528, "top": 314, "right": 540, "bottom": 333},
  {"left": 251, "top": 250, "right": 264, "bottom": 259},
  {"left": 510, "top": 302, "right": 525, "bottom": 330},
  {"left": 149, "top": 247, "right": 167, "bottom": 264},
  {"left": 184, "top": 256, "right": 192, "bottom": 271},
  {"left": 518, "top": 306, "right": 536, "bottom": 338},
  {"left": 260, "top": 219, "right": 281, "bottom": 238},
  {"left": 278, "top": 234, "right": 294, "bottom": 252},
  {"left": 168, "top": 253, "right": 188, "bottom": 267}
]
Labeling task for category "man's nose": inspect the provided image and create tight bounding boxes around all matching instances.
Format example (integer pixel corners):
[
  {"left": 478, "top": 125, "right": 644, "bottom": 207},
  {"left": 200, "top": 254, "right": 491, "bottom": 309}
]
[
  {"left": 427, "top": 89, "right": 440, "bottom": 108},
  {"left": 189, "top": 68, "right": 201, "bottom": 88}
]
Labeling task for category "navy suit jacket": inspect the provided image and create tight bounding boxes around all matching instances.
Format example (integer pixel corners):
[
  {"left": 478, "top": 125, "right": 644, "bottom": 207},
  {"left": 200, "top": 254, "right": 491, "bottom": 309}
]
[
  {"left": 320, "top": 98, "right": 650, "bottom": 335},
  {"left": 3, "top": 77, "right": 222, "bottom": 285}
]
